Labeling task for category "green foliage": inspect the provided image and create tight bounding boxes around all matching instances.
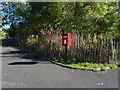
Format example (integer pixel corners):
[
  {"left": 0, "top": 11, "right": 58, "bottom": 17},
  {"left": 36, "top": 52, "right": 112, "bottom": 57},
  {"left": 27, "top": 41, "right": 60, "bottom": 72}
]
[
  {"left": 2, "top": 2, "right": 119, "bottom": 38},
  {"left": 0, "top": 31, "right": 5, "bottom": 37},
  {"left": 65, "top": 62, "right": 118, "bottom": 71}
]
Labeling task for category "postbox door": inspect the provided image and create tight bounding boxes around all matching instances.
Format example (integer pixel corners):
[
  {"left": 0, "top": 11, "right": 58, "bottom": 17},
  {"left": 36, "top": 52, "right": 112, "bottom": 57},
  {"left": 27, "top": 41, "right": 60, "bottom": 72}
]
[
  {"left": 62, "top": 34, "right": 67, "bottom": 46},
  {"left": 62, "top": 38, "right": 67, "bottom": 45}
]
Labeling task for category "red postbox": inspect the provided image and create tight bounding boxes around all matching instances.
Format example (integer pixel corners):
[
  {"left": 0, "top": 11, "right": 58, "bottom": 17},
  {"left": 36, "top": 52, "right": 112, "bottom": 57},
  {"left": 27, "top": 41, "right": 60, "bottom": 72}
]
[{"left": 62, "top": 33, "right": 71, "bottom": 46}]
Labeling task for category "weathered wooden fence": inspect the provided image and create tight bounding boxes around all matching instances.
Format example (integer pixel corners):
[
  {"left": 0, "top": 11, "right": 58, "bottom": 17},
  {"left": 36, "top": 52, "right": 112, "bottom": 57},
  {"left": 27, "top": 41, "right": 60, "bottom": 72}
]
[{"left": 25, "top": 30, "right": 120, "bottom": 64}]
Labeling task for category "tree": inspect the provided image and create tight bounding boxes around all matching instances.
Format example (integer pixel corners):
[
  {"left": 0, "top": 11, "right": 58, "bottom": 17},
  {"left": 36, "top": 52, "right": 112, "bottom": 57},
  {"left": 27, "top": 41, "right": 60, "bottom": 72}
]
[{"left": 1, "top": 2, "right": 119, "bottom": 39}]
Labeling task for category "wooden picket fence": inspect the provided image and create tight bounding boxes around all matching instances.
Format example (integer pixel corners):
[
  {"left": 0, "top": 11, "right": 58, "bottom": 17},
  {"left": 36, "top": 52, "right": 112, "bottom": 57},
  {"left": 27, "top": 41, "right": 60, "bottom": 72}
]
[{"left": 25, "top": 30, "right": 120, "bottom": 64}]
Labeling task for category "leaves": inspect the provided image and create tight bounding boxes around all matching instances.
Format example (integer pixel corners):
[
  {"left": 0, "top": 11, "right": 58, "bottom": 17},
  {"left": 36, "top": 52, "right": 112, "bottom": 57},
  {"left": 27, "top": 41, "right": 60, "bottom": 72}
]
[{"left": 1, "top": 2, "right": 119, "bottom": 38}]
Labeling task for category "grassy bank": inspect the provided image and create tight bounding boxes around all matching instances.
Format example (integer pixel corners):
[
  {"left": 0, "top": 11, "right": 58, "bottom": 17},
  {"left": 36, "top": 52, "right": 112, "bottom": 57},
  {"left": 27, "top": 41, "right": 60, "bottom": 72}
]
[{"left": 52, "top": 58, "right": 119, "bottom": 71}]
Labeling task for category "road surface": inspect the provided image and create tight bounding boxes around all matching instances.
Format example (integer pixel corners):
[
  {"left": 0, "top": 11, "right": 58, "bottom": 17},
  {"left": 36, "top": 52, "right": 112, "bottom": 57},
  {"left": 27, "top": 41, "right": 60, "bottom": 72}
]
[{"left": 1, "top": 39, "right": 119, "bottom": 88}]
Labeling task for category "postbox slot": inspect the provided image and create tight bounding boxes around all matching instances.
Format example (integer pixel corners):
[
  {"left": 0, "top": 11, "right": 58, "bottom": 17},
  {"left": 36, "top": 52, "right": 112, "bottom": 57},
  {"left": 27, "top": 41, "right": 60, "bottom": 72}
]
[{"left": 63, "top": 36, "right": 67, "bottom": 38}]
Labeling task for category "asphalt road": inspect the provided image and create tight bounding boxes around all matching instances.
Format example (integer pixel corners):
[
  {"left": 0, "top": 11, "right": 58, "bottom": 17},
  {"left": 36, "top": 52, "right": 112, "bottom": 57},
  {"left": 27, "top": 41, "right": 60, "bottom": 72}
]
[{"left": 1, "top": 39, "right": 119, "bottom": 88}]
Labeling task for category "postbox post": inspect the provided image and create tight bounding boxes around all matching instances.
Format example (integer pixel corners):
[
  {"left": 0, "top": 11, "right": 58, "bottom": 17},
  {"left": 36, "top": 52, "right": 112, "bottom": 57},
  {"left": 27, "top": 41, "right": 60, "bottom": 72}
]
[{"left": 64, "top": 46, "right": 68, "bottom": 63}]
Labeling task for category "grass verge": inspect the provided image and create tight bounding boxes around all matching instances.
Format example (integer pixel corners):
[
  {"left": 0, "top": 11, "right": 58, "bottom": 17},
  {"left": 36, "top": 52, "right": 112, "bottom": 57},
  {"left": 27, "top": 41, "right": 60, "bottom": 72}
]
[{"left": 51, "top": 58, "right": 119, "bottom": 72}]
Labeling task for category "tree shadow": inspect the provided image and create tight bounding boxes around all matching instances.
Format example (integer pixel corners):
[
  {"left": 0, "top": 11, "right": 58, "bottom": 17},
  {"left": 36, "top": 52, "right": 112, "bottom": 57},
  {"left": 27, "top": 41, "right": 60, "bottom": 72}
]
[
  {"left": 8, "top": 61, "right": 39, "bottom": 65},
  {"left": 2, "top": 38, "right": 19, "bottom": 48},
  {"left": 2, "top": 39, "right": 51, "bottom": 65},
  {"left": 2, "top": 51, "right": 25, "bottom": 54}
]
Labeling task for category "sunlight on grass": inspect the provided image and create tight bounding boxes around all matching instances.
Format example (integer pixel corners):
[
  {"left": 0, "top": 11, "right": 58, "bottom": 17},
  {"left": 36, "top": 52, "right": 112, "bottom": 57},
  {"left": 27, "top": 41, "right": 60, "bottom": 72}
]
[
  {"left": 52, "top": 57, "right": 119, "bottom": 71},
  {"left": 67, "top": 62, "right": 118, "bottom": 71}
]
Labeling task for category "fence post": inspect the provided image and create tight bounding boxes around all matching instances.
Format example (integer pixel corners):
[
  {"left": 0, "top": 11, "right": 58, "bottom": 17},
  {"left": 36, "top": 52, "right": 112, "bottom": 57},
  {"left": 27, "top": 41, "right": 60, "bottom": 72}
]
[{"left": 111, "top": 39, "right": 115, "bottom": 63}]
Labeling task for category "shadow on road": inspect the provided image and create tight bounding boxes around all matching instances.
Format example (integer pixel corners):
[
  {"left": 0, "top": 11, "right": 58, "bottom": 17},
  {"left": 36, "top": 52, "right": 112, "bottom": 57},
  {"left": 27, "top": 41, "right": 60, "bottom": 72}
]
[
  {"left": 2, "top": 39, "right": 51, "bottom": 65},
  {"left": 8, "top": 61, "right": 39, "bottom": 65},
  {"left": 2, "top": 38, "right": 19, "bottom": 48},
  {"left": 2, "top": 51, "right": 24, "bottom": 54}
]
